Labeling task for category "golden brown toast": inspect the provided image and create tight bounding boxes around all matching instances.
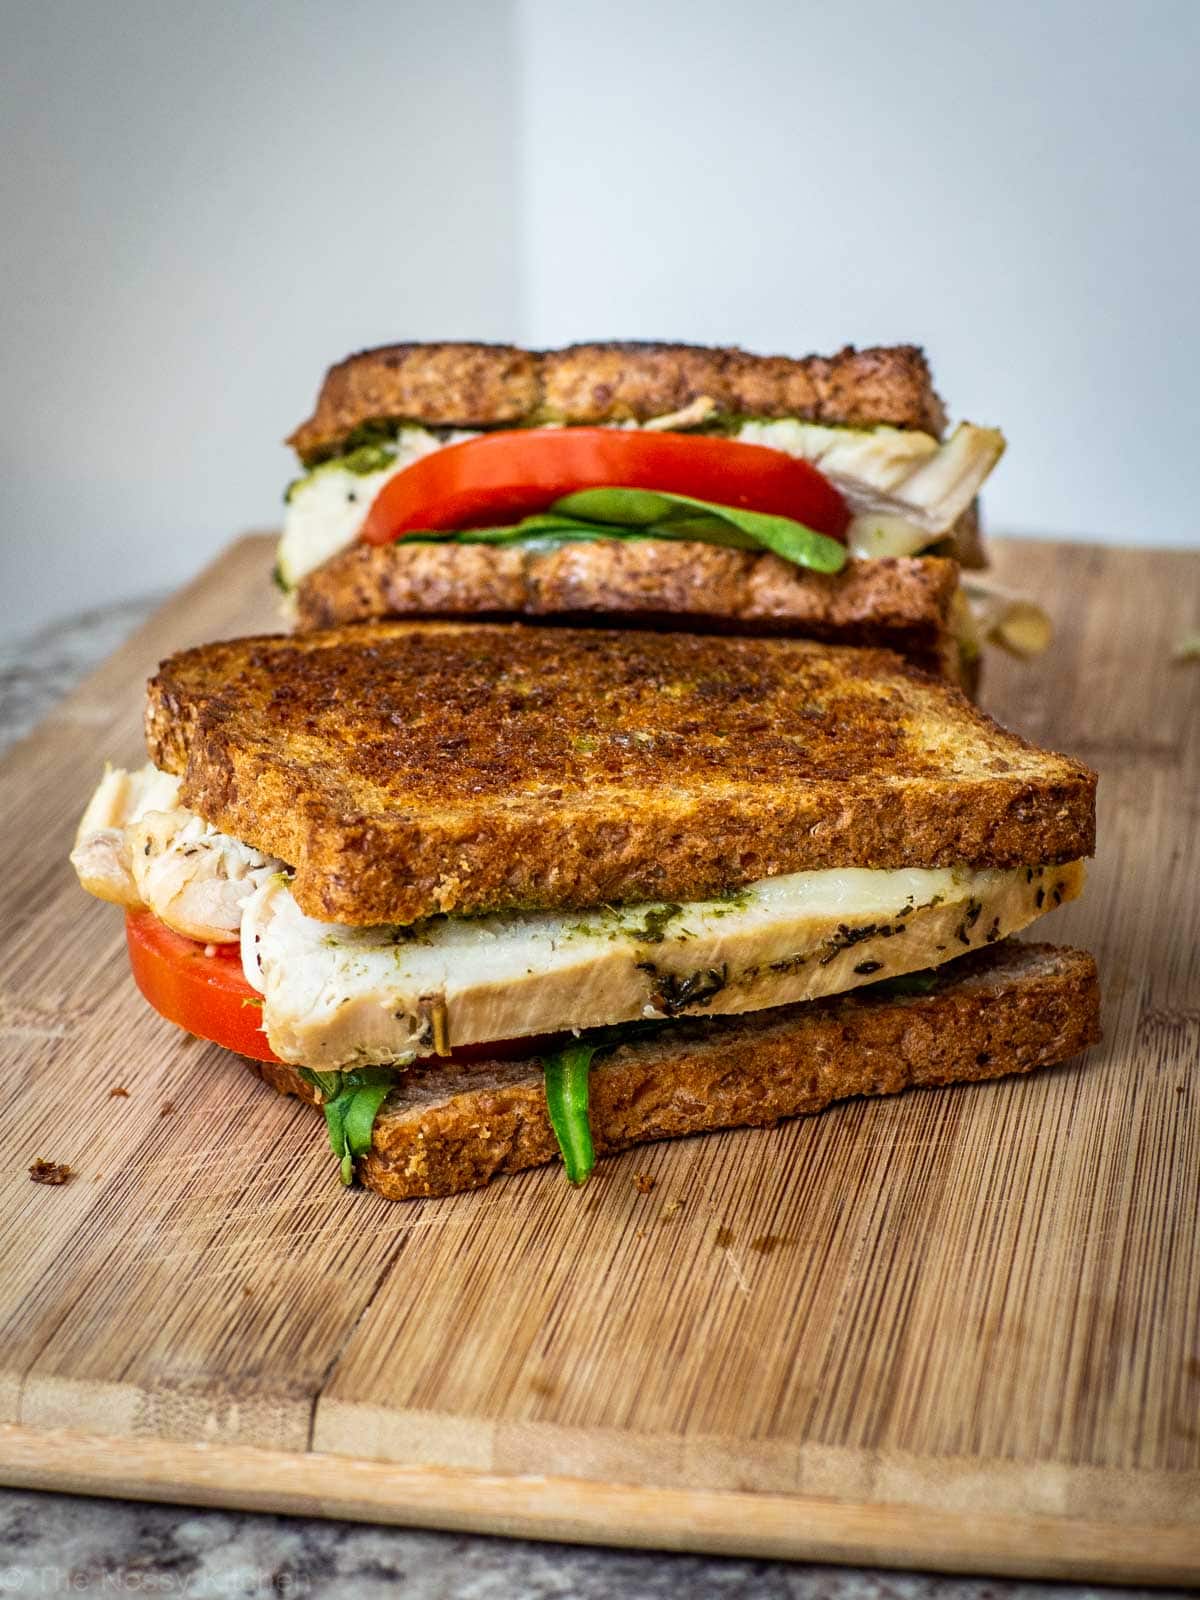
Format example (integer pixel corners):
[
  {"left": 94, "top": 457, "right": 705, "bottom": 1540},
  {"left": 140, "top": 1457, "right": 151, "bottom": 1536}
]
[
  {"left": 294, "top": 544, "right": 965, "bottom": 680},
  {"left": 145, "top": 624, "right": 1096, "bottom": 928},
  {"left": 249, "top": 942, "right": 1101, "bottom": 1198},
  {"left": 287, "top": 341, "right": 947, "bottom": 464}
]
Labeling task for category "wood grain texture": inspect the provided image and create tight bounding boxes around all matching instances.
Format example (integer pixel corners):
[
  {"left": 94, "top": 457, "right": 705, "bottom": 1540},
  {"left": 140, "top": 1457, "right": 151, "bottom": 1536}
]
[{"left": 0, "top": 535, "right": 1196, "bottom": 1581}]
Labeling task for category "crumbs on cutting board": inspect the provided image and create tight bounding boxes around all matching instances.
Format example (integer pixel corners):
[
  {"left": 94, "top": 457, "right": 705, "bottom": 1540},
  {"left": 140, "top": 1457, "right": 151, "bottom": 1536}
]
[
  {"left": 108, "top": 1085, "right": 129, "bottom": 1098},
  {"left": 159, "top": 1102, "right": 175, "bottom": 1117},
  {"left": 750, "top": 1234, "right": 793, "bottom": 1255},
  {"left": 633, "top": 1172, "right": 656, "bottom": 1195},
  {"left": 29, "top": 1159, "right": 73, "bottom": 1186}
]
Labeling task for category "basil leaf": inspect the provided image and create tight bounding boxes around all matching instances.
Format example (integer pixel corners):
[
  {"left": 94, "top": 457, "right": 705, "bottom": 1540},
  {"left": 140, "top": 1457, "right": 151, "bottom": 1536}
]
[
  {"left": 339, "top": 1070, "right": 396, "bottom": 1181},
  {"left": 324, "top": 1094, "right": 353, "bottom": 1186},
  {"left": 543, "top": 1043, "right": 598, "bottom": 1185},
  {"left": 556, "top": 487, "right": 674, "bottom": 527},
  {"left": 295, "top": 1066, "right": 396, "bottom": 1186},
  {"left": 454, "top": 515, "right": 634, "bottom": 545},
  {"left": 554, "top": 487, "right": 847, "bottom": 574},
  {"left": 296, "top": 1067, "right": 343, "bottom": 1100}
]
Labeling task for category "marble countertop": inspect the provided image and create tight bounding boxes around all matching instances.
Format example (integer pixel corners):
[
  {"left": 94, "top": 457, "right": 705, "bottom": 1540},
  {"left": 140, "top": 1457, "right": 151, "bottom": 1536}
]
[{"left": 0, "top": 601, "right": 1181, "bottom": 1600}]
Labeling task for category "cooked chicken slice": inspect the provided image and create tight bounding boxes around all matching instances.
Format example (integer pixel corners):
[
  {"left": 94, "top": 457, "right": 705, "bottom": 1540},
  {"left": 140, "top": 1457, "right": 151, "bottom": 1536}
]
[
  {"left": 963, "top": 575, "right": 1053, "bottom": 659},
  {"left": 70, "top": 763, "right": 182, "bottom": 907},
  {"left": 128, "top": 808, "right": 281, "bottom": 944},
  {"left": 735, "top": 420, "right": 1006, "bottom": 543},
  {"left": 240, "top": 860, "right": 1085, "bottom": 1070},
  {"left": 72, "top": 763, "right": 282, "bottom": 943}
]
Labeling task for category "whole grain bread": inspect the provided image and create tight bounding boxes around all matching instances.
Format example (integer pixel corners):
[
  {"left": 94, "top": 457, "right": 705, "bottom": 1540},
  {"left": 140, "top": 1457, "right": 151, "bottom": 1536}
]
[
  {"left": 287, "top": 342, "right": 947, "bottom": 464},
  {"left": 294, "top": 543, "right": 964, "bottom": 680},
  {"left": 145, "top": 624, "right": 1096, "bottom": 927},
  {"left": 249, "top": 941, "right": 1100, "bottom": 1198}
]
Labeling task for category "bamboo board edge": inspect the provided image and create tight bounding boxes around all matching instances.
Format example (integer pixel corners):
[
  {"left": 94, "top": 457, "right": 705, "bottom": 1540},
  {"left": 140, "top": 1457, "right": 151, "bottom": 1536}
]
[{"left": 0, "top": 1426, "right": 1196, "bottom": 1585}]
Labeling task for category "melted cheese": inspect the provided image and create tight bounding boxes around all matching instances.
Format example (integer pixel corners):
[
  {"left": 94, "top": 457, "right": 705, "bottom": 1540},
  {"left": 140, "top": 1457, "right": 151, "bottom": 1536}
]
[{"left": 278, "top": 426, "right": 477, "bottom": 587}]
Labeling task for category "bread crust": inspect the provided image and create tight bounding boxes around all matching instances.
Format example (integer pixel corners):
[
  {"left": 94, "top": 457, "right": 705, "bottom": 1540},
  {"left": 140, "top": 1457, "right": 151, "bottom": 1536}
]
[
  {"left": 145, "top": 624, "right": 1096, "bottom": 927},
  {"left": 287, "top": 342, "right": 947, "bottom": 464},
  {"left": 248, "top": 942, "right": 1101, "bottom": 1198},
  {"left": 294, "top": 542, "right": 962, "bottom": 679}
]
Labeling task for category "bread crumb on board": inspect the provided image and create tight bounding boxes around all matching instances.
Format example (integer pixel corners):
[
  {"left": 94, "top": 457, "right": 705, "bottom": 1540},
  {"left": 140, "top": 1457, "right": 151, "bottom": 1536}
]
[
  {"left": 29, "top": 1159, "right": 73, "bottom": 1186},
  {"left": 633, "top": 1172, "right": 656, "bottom": 1195}
]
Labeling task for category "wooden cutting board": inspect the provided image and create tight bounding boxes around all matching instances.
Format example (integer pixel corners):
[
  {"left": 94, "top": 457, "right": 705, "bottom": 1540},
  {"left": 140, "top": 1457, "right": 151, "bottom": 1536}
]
[{"left": 0, "top": 536, "right": 1196, "bottom": 1585}]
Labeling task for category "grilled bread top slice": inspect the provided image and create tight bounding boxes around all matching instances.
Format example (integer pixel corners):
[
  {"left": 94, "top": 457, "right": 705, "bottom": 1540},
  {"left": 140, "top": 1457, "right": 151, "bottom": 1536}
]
[
  {"left": 287, "top": 341, "right": 947, "bottom": 465},
  {"left": 145, "top": 623, "right": 1095, "bottom": 928}
]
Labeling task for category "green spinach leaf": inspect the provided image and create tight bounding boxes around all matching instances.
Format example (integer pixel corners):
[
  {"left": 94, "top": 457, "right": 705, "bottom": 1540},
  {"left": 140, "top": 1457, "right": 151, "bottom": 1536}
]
[
  {"left": 296, "top": 1066, "right": 397, "bottom": 1186},
  {"left": 554, "top": 487, "right": 847, "bottom": 573},
  {"left": 395, "top": 486, "right": 847, "bottom": 573},
  {"left": 542, "top": 1042, "right": 598, "bottom": 1185}
]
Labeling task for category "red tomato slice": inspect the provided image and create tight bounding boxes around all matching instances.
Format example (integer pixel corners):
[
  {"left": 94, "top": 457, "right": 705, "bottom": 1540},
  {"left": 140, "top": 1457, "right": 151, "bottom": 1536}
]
[
  {"left": 126, "top": 909, "right": 279, "bottom": 1061},
  {"left": 125, "top": 911, "right": 562, "bottom": 1068},
  {"left": 359, "top": 428, "right": 849, "bottom": 544}
]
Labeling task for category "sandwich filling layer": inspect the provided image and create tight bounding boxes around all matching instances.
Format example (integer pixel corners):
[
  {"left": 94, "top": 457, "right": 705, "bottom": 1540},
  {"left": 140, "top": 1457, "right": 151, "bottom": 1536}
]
[
  {"left": 278, "top": 418, "right": 1004, "bottom": 588},
  {"left": 73, "top": 765, "right": 1083, "bottom": 1072}
]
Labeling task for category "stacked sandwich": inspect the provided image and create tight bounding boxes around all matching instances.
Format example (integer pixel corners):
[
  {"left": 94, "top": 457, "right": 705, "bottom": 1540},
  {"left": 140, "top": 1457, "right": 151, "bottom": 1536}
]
[
  {"left": 276, "top": 341, "right": 1046, "bottom": 686},
  {"left": 72, "top": 639, "right": 1098, "bottom": 1195},
  {"left": 72, "top": 341, "right": 1098, "bottom": 1198}
]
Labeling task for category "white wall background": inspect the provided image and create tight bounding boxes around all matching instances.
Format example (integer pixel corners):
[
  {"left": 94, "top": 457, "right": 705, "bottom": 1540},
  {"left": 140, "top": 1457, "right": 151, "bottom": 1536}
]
[
  {"left": 2, "top": 0, "right": 1197, "bottom": 639},
  {"left": 0, "top": 0, "right": 521, "bottom": 636},
  {"left": 515, "top": 0, "right": 1200, "bottom": 552}
]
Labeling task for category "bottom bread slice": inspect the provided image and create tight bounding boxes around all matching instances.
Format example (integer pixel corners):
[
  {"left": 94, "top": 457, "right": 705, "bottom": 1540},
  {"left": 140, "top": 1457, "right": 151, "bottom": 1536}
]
[
  {"left": 294, "top": 542, "right": 967, "bottom": 682},
  {"left": 249, "top": 940, "right": 1099, "bottom": 1199}
]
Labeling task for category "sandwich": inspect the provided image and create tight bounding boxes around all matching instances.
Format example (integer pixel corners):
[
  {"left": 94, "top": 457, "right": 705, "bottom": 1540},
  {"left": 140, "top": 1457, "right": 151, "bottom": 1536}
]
[
  {"left": 276, "top": 341, "right": 1036, "bottom": 686},
  {"left": 70, "top": 623, "right": 1099, "bottom": 1197}
]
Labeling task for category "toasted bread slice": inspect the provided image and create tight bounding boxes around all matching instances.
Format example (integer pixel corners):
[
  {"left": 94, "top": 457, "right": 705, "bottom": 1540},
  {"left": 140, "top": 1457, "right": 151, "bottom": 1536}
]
[
  {"left": 145, "top": 625, "right": 1095, "bottom": 927},
  {"left": 294, "top": 544, "right": 964, "bottom": 679},
  {"left": 287, "top": 341, "right": 947, "bottom": 465},
  {"left": 249, "top": 942, "right": 1100, "bottom": 1198}
]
